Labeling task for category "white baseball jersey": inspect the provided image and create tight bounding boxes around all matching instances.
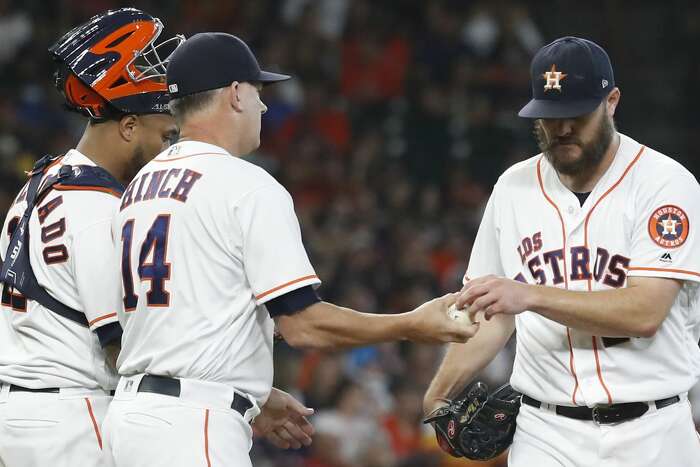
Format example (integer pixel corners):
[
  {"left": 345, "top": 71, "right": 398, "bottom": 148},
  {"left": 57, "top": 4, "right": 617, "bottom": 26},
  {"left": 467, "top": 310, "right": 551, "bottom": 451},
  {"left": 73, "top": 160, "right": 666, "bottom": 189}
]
[
  {"left": 113, "top": 140, "right": 320, "bottom": 404},
  {"left": 0, "top": 150, "right": 121, "bottom": 390},
  {"left": 467, "top": 133, "right": 700, "bottom": 406}
]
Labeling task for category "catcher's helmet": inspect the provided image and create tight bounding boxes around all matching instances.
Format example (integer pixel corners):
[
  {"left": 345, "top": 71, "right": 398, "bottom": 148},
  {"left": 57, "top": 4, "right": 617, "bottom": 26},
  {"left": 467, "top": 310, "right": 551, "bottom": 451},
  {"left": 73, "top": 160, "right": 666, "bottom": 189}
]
[{"left": 49, "top": 8, "right": 184, "bottom": 120}]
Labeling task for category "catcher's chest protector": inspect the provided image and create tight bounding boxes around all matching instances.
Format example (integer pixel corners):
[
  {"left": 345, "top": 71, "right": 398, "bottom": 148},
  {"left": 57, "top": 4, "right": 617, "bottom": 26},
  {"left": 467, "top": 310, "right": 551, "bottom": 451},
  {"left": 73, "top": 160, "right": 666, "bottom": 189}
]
[{"left": 0, "top": 155, "right": 124, "bottom": 326}]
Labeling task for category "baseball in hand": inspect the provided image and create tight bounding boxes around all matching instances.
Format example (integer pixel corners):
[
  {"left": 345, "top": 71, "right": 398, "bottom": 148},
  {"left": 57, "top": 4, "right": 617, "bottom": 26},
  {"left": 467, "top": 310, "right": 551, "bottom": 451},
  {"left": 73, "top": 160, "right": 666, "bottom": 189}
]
[{"left": 447, "top": 304, "right": 472, "bottom": 325}]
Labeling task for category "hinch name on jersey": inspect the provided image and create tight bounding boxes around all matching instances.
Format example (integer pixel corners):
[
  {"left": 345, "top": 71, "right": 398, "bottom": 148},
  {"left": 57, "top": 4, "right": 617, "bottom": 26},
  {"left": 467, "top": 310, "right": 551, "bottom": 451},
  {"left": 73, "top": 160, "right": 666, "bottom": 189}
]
[
  {"left": 120, "top": 168, "right": 203, "bottom": 211},
  {"left": 515, "top": 232, "right": 629, "bottom": 288}
]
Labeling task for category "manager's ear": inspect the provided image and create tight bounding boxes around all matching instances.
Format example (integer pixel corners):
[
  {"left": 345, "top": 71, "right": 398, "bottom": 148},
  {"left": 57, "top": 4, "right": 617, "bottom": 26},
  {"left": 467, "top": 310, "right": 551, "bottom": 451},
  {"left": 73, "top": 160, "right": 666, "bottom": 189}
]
[
  {"left": 227, "top": 81, "right": 243, "bottom": 113},
  {"left": 119, "top": 114, "right": 139, "bottom": 142}
]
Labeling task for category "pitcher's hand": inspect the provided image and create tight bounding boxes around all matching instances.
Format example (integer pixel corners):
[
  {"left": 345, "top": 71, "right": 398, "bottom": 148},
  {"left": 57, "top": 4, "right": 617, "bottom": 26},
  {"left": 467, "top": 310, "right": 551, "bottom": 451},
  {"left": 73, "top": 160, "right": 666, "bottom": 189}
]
[{"left": 457, "top": 275, "right": 534, "bottom": 322}]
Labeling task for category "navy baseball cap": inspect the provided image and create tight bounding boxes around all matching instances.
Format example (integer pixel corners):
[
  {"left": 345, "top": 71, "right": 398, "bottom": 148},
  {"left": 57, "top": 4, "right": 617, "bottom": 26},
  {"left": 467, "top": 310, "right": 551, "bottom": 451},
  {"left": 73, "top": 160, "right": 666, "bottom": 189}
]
[
  {"left": 166, "top": 32, "right": 290, "bottom": 99},
  {"left": 518, "top": 36, "right": 614, "bottom": 119}
]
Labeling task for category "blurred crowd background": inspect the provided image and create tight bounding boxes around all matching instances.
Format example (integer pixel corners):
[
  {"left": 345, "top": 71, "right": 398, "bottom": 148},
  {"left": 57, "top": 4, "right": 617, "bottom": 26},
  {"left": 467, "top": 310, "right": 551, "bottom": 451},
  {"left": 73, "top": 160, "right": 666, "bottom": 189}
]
[{"left": 1, "top": 1, "right": 699, "bottom": 466}]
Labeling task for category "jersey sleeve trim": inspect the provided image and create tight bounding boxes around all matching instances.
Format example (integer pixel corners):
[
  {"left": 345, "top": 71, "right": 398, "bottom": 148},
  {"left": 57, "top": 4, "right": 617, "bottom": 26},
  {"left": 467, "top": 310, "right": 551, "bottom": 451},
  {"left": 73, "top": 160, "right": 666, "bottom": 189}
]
[
  {"left": 95, "top": 321, "right": 122, "bottom": 348},
  {"left": 255, "top": 275, "right": 320, "bottom": 301},
  {"left": 265, "top": 285, "right": 321, "bottom": 317},
  {"left": 627, "top": 266, "right": 700, "bottom": 282},
  {"left": 88, "top": 312, "right": 118, "bottom": 329},
  {"left": 53, "top": 184, "right": 122, "bottom": 198}
]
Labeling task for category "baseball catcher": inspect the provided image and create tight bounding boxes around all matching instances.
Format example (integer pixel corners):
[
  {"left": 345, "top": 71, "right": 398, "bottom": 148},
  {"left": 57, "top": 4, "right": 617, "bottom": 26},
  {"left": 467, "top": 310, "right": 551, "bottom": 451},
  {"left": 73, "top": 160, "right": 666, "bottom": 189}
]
[{"left": 424, "top": 381, "right": 521, "bottom": 460}]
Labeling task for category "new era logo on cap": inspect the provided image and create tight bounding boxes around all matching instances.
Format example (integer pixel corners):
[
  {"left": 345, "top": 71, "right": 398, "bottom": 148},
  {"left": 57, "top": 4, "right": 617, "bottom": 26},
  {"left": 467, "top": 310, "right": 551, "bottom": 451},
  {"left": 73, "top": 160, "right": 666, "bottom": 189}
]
[{"left": 168, "top": 84, "right": 179, "bottom": 93}]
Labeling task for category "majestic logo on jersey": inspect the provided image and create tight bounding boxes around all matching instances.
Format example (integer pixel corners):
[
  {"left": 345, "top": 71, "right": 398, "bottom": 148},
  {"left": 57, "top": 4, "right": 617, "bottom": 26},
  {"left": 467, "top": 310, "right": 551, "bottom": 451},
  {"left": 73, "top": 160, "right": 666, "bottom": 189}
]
[
  {"left": 648, "top": 205, "right": 689, "bottom": 249},
  {"left": 167, "top": 144, "right": 181, "bottom": 156},
  {"left": 659, "top": 252, "right": 673, "bottom": 263},
  {"left": 542, "top": 64, "right": 567, "bottom": 92}
]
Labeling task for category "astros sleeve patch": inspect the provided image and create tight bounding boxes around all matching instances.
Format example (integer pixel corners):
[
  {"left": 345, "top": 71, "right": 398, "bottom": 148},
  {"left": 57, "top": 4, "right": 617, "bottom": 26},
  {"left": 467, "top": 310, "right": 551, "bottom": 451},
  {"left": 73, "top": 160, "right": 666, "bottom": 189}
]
[
  {"left": 628, "top": 164, "right": 700, "bottom": 282},
  {"left": 647, "top": 205, "right": 689, "bottom": 249}
]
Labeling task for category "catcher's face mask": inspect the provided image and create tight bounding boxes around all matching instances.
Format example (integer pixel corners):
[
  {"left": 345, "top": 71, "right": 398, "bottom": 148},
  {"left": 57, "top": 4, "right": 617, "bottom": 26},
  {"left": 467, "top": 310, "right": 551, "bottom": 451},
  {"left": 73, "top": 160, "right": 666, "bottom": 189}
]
[{"left": 49, "top": 7, "right": 185, "bottom": 119}]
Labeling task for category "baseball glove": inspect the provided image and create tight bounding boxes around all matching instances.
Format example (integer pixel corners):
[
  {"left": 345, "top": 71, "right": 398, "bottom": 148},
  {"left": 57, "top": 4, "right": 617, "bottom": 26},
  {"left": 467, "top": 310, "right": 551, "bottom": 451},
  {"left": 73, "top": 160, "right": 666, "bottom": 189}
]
[{"left": 423, "top": 381, "right": 521, "bottom": 460}]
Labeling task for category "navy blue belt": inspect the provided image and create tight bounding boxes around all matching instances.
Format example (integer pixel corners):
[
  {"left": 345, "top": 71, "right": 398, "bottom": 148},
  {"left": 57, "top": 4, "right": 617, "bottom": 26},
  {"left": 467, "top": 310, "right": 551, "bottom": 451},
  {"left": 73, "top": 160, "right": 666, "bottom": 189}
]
[
  {"left": 8, "top": 384, "right": 115, "bottom": 396},
  {"left": 9, "top": 385, "right": 59, "bottom": 393},
  {"left": 137, "top": 375, "right": 253, "bottom": 417},
  {"left": 521, "top": 394, "right": 680, "bottom": 424}
]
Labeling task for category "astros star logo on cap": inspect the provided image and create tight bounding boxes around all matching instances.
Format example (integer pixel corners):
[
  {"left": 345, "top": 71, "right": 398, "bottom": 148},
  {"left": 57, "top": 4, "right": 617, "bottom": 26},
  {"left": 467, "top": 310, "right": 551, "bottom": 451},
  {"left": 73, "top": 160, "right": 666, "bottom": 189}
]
[{"left": 542, "top": 64, "right": 567, "bottom": 92}]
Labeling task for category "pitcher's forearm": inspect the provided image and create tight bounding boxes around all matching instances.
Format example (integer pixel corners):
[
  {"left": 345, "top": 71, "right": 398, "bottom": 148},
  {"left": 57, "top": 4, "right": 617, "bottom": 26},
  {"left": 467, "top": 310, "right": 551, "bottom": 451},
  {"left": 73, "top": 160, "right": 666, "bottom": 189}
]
[
  {"left": 425, "top": 314, "right": 514, "bottom": 406},
  {"left": 276, "top": 302, "right": 415, "bottom": 349},
  {"left": 529, "top": 277, "right": 681, "bottom": 337}
]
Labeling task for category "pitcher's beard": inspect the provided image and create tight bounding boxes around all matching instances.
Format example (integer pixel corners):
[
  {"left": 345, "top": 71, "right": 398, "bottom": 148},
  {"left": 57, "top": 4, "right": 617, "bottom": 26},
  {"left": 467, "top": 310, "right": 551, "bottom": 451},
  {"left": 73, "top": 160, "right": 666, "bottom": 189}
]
[{"left": 535, "top": 116, "right": 615, "bottom": 177}]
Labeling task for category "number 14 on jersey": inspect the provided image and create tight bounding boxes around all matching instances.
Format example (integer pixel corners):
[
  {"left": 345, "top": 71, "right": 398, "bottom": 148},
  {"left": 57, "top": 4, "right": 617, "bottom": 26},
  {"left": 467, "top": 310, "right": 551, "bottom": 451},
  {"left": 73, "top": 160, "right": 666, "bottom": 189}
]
[{"left": 120, "top": 215, "right": 172, "bottom": 310}]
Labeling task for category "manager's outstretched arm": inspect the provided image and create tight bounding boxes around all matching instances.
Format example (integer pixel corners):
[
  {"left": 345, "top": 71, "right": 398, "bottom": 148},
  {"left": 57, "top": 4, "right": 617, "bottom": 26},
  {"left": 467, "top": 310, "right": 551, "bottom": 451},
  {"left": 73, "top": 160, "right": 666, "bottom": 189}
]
[{"left": 275, "top": 294, "right": 480, "bottom": 349}]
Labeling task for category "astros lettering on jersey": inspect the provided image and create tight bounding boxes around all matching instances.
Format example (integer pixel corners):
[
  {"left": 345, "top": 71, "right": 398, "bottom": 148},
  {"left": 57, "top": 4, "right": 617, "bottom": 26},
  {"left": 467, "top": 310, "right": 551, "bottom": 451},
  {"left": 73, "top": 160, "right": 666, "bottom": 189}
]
[
  {"left": 113, "top": 140, "right": 320, "bottom": 404},
  {"left": 466, "top": 133, "right": 700, "bottom": 406}
]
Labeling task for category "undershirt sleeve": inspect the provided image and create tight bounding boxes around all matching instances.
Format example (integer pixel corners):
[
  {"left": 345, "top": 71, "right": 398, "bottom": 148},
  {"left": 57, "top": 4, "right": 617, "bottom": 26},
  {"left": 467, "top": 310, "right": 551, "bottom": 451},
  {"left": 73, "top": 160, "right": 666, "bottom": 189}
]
[{"left": 264, "top": 285, "right": 321, "bottom": 317}]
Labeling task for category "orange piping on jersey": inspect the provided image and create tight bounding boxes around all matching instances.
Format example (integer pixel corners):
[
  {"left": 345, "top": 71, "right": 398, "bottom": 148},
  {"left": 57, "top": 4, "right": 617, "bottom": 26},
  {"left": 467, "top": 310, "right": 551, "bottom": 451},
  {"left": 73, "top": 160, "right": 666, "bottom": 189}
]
[
  {"left": 565, "top": 329, "right": 580, "bottom": 405},
  {"left": 582, "top": 144, "right": 645, "bottom": 405},
  {"left": 85, "top": 398, "right": 103, "bottom": 449},
  {"left": 255, "top": 275, "right": 319, "bottom": 300},
  {"left": 52, "top": 184, "right": 122, "bottom": 198},
  {"left": 584, "top": 145, "right": 645, "bottom": 291},
  {"left": 537, "top": 157, "right": 579, "bottom": 403},
  {"left": 628, "top": 266, "right": 700, "bottom": 277},
  {"left": 536, "top": 158, "right": 569, "bottom": 288},
  {"left": 151, "top": 152, "right": 227, "bottom": 163},
  {"left": 88, "top": 312, "right": 117, "bottom": 327},
  {"left": 204, "top": 409, "right": 212, "bottom": 467},
  {"left": 591, "top": 336, "right": 612, "bottom": 404}
]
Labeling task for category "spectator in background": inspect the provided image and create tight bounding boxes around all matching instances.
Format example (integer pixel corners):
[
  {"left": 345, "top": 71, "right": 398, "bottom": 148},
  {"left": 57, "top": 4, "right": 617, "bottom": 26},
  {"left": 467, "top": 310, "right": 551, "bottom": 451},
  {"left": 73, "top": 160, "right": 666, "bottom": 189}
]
[
  {"left": 314, "top": 382, "right": 391, "bottom": 465},
  {"left": 0, "top": 1, "right": 32, "bottom": 67}
]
